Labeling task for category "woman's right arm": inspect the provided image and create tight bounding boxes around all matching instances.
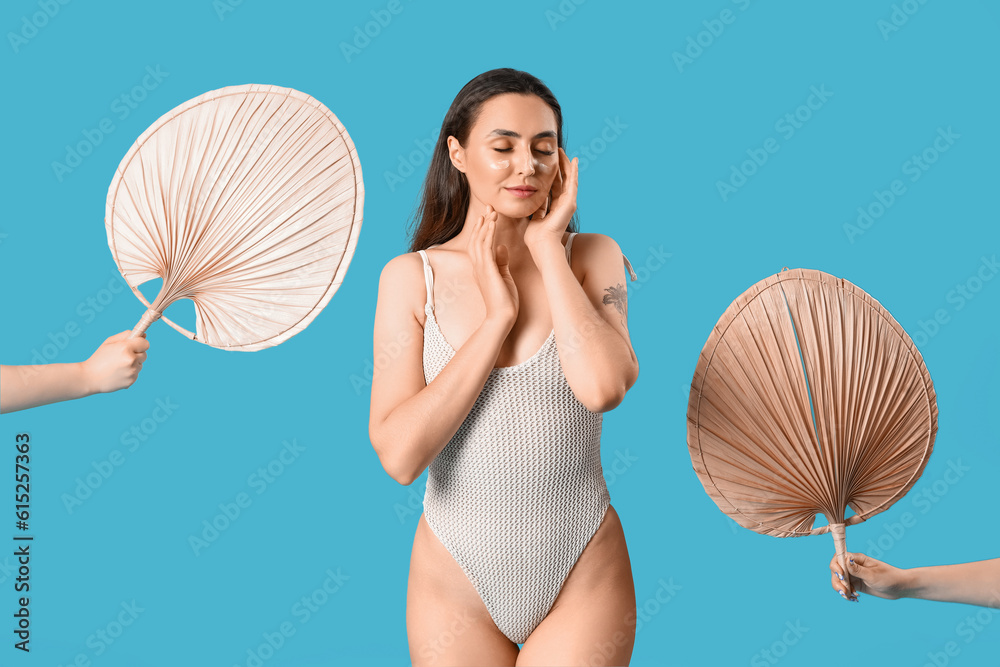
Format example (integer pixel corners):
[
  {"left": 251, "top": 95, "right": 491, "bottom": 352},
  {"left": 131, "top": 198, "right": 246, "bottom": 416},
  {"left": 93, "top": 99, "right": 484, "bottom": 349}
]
[
  {"left": 0, "top": 331, "right": 149, "bottom": 413},
  {"left": 830, "top": 552, "right": 1000, "bottom": 608},
  {"left": 368, "top": 253, "right": 512, "bottom": 486}
]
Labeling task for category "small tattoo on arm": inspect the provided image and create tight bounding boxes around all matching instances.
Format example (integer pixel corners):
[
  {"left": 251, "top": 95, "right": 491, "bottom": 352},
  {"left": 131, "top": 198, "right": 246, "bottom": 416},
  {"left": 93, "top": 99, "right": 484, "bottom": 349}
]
[{"left": 602, "top": 283, "right": 628, "bottom": 327}]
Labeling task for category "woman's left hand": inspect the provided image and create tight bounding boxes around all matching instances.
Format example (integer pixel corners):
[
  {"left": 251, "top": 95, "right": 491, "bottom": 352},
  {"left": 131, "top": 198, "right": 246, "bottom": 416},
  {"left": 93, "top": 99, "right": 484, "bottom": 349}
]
[{"left": 524, "top": 147, "right": 578, "bottom": 251}]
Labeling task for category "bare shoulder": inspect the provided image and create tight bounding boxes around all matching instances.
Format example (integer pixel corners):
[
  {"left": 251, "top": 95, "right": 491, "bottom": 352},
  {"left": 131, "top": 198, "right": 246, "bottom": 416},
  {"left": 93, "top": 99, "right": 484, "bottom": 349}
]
[
  {"left": 376, "top": 251, "right": 428, "bottom": 326},
  {"left": 570, "top": 232, "right": 625, "bottom": 277}
]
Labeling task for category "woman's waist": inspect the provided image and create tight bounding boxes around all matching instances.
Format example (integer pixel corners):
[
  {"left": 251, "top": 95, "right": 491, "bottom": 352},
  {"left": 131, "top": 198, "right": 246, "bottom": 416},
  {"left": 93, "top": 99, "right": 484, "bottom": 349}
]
[
  {"left": 424, "top": 463, "right": 610, "bottom": 507},
  {"left": 429, "top": 440, "right": 606, "bottom": 478}
]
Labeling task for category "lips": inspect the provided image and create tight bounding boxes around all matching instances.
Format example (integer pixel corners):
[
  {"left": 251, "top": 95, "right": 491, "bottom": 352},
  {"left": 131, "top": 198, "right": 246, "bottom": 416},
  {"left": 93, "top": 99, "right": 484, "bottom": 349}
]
[{"left": 506, "top": 186, "right": 537, "bottom": 199}]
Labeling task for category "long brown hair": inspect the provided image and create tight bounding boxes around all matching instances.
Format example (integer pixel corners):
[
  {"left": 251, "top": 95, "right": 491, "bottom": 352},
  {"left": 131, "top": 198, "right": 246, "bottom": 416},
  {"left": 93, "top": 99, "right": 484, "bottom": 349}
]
[{"left": 406, "top": 68, "right": 579, "bottom": 252}]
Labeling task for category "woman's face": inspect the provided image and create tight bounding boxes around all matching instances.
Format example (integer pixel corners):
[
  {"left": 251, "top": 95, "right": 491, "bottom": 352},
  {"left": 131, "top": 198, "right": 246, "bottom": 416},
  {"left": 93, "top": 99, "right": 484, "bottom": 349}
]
[{"left": 448, "top": 93, "right": 560, "bottom": 221}]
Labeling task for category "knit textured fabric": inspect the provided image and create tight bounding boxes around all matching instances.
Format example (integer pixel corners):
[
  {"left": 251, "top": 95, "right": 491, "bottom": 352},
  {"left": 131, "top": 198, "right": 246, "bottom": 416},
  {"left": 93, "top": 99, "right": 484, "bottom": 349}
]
[{"left": 417, "top": 233, "right": 612, "bottom": 644}]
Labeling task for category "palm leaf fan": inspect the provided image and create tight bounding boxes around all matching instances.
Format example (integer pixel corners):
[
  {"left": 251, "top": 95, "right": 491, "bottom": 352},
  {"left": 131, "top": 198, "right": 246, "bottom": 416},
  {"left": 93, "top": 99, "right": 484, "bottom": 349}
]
[
  {"left": 105, "top": 83, "right": 364, "bottom": 350},
  {"left": 686, "top": 268, "right": 937, "bottom": 591}
]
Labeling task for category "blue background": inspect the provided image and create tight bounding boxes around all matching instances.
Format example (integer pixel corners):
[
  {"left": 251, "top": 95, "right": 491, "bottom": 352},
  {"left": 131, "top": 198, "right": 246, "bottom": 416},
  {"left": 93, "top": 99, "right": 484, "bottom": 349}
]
[{"left": 2, "top": 0, "right": 998, "bottom": 664}]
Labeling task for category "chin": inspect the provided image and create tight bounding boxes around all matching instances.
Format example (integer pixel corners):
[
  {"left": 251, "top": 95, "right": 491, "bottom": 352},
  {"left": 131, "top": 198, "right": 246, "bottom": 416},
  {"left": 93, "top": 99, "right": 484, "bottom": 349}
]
[
  {"left": 490, "top": 205, "right": 527, "bottom": 220},
  {"left": 492, "top": 197, "right": 543, "bottom": 220}
]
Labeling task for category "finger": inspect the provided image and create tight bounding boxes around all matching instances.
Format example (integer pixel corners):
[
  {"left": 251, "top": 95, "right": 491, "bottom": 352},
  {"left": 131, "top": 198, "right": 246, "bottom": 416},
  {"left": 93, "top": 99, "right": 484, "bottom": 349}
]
[
  {"left": 830, "top": 553, "right": 856, "bottom": 599},
  {"left": 830, "top": 556, "right": 847, "bottom": 584},
  {"left": 481, "top": 210, "right": 495, "bottom": 264},
  {"left": 843, "top": 553, "right": 862, "bottom": 598},
  {"left": 473, "top": 212, "right": 488, "bottom": 267},
  {"left": 559, "top": 147, "right": 571, "bottom": 178},
  {"left": 831, "top": 572, "right": 850, "bottom": 601},
  {"left": 849, "top": 561, "right": 865, "bottom": 597},
  {"left": 566, "top": 157, "right": 579, "bottom": 198},
  {"left": 485, "top": 218, "right": 499, "bottom": 270},
  {"left": 496, "top": 244, "right": 509, "bottom": 272},
  {"left": 832, "top": 562, "right": 851, "bottom": 596},
  {"left": 470, "top": 213, "right": 485, "bottom": 259},
  {"left": 107, "top": 330, "right": 131, "bottom": 343}
]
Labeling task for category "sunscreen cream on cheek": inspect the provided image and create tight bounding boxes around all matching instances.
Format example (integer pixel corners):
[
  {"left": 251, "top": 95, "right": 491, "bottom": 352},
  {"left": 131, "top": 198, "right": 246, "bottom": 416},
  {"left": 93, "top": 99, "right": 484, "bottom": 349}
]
[{"left": 489, "top": 159, "right": 510, "bottom": 170}]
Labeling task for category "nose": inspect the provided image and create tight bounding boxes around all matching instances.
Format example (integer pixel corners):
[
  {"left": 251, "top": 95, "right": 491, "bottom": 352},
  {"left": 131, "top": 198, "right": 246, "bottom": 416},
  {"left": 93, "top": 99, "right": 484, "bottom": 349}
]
[{"left": 516, "top": 147, "right": 535, "bottom": 176}]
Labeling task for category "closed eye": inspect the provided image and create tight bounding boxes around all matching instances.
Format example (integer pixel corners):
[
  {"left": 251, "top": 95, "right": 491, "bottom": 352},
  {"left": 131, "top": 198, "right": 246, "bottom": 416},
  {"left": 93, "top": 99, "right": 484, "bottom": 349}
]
[{"left": 493, "top": 148, "right": 555, "bottom": 155}]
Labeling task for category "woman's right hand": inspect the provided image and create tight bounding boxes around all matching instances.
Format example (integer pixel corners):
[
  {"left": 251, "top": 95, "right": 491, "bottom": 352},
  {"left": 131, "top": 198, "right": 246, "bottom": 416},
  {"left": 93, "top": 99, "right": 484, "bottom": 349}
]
[
  {"left": 81, "top": 330, "right": 150, "bottom": 394},
  {"left": 466, "top": 204, "right": 518, "bottom": 328},
  {"left": 830, "top": 552, "right": 911, "bottom": 602}
]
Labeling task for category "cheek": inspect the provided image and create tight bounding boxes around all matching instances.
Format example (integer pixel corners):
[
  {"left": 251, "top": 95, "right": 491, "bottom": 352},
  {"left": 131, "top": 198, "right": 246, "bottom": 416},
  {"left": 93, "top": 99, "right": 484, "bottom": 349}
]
[{"left": 489, "top": 158, "right": 510, "bottom": 170}]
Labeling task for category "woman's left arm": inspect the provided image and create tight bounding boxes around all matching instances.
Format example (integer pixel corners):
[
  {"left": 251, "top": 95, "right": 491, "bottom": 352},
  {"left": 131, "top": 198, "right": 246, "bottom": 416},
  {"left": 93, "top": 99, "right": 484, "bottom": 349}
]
[
  {"left": 525, "top": 148, "right": 637, "bottom": 413},
  {"left": 530, "top": 233, "right": 638, "bottom": 412}
]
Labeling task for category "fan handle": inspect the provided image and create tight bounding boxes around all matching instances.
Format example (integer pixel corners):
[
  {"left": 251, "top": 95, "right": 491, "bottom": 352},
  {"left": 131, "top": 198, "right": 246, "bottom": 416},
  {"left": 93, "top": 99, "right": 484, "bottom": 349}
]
[
  {"left": 829, "top": 522, "right": 855, "bottom": 598},
  {"left": 129, "top": 308, "right": 162, "bottom": 338}
]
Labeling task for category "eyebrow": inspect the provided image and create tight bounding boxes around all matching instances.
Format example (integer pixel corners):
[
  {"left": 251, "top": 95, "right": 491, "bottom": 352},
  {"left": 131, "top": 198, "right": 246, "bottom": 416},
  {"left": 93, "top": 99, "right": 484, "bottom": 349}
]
[{"left": 487, "top": 129, "right": 557, "bottom": 140}]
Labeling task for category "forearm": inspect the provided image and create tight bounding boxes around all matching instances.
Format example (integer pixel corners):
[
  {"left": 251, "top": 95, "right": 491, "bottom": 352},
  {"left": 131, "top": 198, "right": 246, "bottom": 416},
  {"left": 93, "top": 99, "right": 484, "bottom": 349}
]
[
  {"left": 373, "top": 318, "right": 511, "bottom": 485},
  {"left": 531, "top": 240, "right": 635, "bottom": 412},
  {"left": 903, "top": 559, "right": 1000, "bottom": 608},
  {"left": 0, "top": 363, "right": 94, "bottom": 413}
]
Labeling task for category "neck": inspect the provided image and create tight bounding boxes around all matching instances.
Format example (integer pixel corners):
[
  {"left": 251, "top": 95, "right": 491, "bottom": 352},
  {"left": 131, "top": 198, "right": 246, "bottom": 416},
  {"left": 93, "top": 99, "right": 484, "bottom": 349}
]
[{"left": 453, "top": 199, "right": 532, "bottom": 262}]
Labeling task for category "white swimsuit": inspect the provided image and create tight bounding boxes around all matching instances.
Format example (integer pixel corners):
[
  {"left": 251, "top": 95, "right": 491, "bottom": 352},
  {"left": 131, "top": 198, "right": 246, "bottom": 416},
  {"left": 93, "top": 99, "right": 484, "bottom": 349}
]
[{"left": 417, "top": 233, "right": 637, "bottom": 644}]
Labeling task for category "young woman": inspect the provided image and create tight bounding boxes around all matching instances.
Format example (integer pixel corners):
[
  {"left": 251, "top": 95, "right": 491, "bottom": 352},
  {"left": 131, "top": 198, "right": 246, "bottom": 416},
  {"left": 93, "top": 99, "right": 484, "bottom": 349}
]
[{"left": 369, "top": 68, "right": 640, "bottom": 665}]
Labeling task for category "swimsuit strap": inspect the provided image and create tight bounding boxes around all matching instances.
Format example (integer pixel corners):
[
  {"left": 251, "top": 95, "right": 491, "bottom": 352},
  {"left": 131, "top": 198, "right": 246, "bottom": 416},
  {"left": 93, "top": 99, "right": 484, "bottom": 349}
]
[
  {"left": 623, "top": 252, "right": 638, "bottom": 281},
  {"left": 417, "top": 244, "right": 441, "bottom": 311}
]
